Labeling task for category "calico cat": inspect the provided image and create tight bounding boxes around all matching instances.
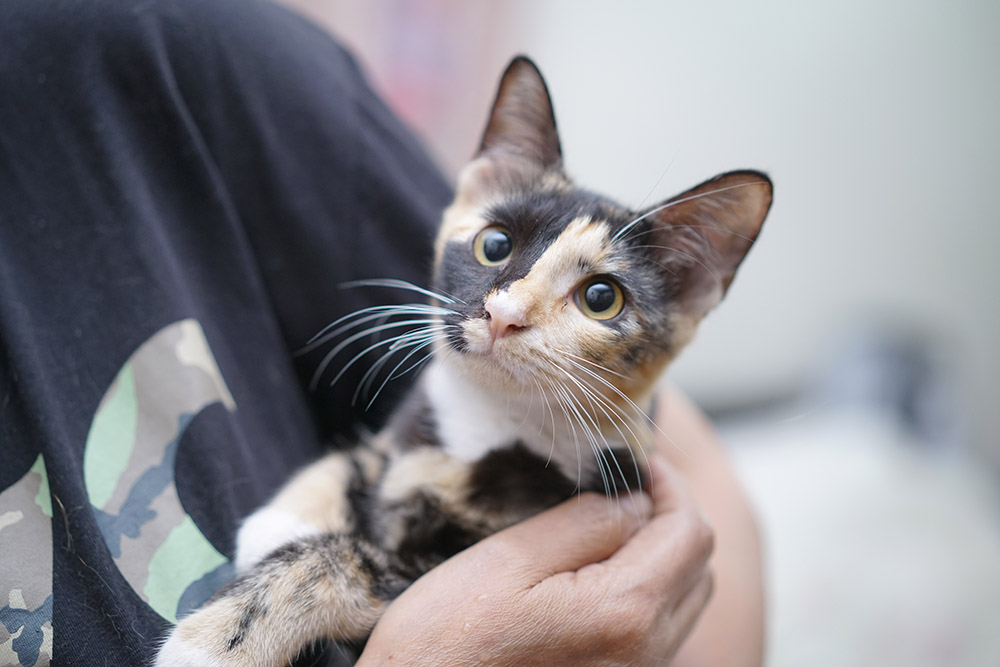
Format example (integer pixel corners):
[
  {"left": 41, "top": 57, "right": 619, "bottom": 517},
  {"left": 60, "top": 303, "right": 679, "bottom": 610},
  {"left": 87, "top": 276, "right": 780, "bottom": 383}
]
[{"left": 156, "top": 56, "right": 772, "bottom": 666}]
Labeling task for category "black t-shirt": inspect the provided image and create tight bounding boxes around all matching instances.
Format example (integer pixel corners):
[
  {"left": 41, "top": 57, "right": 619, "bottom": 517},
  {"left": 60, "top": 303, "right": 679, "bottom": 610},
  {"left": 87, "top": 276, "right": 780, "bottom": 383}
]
[{"left": 0, "top": 1, "right": 452, "bottom": 664}]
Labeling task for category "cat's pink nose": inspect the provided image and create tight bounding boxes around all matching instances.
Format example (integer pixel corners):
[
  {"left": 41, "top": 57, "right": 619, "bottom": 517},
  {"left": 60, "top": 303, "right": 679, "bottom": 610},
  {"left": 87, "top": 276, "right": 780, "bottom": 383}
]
[{"left": 484, "top": 292, "right": 528, "bottom": 343}]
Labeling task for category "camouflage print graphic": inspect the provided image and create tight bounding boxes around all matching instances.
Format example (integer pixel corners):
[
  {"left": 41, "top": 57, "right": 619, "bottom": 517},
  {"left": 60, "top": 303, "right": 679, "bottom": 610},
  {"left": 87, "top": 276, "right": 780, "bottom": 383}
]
[
  {"left": 83, "top": 319, "right": 237, "bottom": 623},
  {"left": 0, "top": 455, "right": 53, "bottom": 667}
]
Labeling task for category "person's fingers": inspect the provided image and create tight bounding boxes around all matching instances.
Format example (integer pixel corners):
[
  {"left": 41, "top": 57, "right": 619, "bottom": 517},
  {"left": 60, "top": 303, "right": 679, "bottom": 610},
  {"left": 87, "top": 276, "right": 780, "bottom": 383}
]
[
  {"left": 665, "top": 567, "right": 715, "bottom": 645},
  {"left": 645, "top": 448, "right": 700, "bottom": 514},
  {"left": 480, "top": 491, "right": 653, "bottom": 585},
  {"left": 611, "top": 454, "right": 715, "bottom": 598},
  {"left": 638, "top": 567, "right": 715, "bottom": 663}
]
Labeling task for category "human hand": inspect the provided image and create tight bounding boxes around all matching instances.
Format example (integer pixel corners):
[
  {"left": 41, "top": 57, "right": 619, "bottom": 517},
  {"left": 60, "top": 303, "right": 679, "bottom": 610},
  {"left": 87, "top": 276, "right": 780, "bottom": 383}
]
[
  {"left": 357, "top": 453, "right": 714, "bottom": 666},
  {"left": 654, "top": 386, "right": 764, "bottom": 667}
]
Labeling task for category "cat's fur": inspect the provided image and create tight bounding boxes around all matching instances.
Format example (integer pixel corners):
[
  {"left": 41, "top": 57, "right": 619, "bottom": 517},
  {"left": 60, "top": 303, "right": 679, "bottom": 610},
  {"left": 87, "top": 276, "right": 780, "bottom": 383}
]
[{"left": 156, "top": 56, "right": 772, "bottom": 666}]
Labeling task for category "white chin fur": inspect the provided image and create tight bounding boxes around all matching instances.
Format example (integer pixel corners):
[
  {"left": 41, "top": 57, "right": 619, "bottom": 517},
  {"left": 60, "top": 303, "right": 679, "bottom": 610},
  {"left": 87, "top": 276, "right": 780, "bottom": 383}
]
[
  {"left": 234, "top": 507, "right": 321, "bottom": 574},
  {"left": 454, "top": 323, "right": 541, "bottom": 388}
]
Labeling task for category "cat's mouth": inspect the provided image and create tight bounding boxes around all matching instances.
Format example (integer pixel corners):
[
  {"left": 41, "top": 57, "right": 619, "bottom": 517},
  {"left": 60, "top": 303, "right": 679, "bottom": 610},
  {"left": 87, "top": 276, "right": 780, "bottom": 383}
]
[
  {"left": 460, "top": 316, "right": 514, "bottom": 357},
  {"left": 450, "top": 315, "right": 545, "bottom": 380}
]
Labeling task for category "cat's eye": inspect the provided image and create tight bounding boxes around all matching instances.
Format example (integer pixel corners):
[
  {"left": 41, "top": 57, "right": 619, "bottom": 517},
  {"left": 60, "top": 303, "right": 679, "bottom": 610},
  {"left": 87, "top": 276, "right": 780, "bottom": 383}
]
[
  {"left": 473, "top": 226, "right": 513, "bottom": 266},
  {"left": 576, "top": 278, "right": 625, "bottom": 321}
]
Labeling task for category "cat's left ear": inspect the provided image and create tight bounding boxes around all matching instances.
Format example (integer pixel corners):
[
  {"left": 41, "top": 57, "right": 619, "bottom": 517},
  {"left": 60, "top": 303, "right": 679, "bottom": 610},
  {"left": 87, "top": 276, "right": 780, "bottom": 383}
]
[{"left": 647, "top": 170, "right": 773, "bottom": 316}]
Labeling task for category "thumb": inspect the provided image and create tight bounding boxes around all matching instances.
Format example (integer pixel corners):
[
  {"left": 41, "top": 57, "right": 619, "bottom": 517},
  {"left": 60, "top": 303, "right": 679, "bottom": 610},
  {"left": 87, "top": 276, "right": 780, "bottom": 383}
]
[{"left": 481, "top": 492, "right": 653, "bottom": 585}]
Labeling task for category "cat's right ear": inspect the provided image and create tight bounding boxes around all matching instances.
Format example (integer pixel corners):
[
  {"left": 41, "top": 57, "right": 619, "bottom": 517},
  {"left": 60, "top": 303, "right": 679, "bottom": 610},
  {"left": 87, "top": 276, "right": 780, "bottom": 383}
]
[
  {"left": 456, "top": 57, "right": 562, "bottom": 206},
  {"left": 647, "top": 170, "right": 773, "bottom": 318}
]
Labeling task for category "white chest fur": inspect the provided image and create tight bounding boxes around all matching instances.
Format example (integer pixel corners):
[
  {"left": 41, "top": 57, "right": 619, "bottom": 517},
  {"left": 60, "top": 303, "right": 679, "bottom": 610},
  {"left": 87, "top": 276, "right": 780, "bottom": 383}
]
[{"left": 422, "top": 358, "right": 632, "bottom": 481}]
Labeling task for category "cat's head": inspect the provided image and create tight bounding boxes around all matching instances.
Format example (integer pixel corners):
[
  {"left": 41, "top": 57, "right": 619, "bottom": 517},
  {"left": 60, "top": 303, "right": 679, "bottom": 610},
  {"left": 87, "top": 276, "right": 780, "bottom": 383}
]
[{"left": 432, "top": 57, "right": 772, "bottom": 406}]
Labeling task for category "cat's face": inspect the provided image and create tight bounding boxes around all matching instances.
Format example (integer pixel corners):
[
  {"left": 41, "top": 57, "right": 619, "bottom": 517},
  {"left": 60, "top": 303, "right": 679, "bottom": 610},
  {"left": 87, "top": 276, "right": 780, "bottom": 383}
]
[
  {"left": 432, "top": 57, "right": 772, "bottom": 405},
  {"left": 434, "top": 179, "right": 678, "bottom": 400}
]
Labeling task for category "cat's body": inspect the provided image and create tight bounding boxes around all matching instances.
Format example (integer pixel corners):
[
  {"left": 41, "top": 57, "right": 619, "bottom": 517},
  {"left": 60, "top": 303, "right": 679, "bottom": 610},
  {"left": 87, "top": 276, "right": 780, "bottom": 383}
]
[{"left": 157, "top": 57, "right": 771, "bottom": 666}]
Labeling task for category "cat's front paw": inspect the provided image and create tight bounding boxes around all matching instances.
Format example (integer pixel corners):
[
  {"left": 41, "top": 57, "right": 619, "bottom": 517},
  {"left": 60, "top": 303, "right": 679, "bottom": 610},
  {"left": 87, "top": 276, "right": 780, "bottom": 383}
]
[
  {"left": 155, "top": 601, "right": 256, "bottom": 667},
  {"left": 155, "top": 627, "right": 224, "bottom": 667}
]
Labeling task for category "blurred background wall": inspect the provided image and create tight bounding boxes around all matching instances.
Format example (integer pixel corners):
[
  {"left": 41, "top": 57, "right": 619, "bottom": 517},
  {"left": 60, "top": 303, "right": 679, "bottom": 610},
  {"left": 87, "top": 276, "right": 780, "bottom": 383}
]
[
  {"left": 282, "top": 0, "right": 999, "bottom": 468},
  {"left": 275, "top": 1, "right": 1000, "bottom": 664}
]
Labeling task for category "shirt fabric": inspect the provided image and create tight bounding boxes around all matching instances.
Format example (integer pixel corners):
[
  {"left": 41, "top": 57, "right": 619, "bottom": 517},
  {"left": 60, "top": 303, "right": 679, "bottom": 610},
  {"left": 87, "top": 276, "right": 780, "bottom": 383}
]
[{"left": 0, "top": 1, "right": 452, "bottom": 664}]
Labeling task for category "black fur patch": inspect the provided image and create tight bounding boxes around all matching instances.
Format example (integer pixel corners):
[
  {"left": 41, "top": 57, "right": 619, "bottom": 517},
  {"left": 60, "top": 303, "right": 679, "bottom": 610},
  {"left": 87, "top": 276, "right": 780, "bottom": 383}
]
[
  {"left": 581, "top": 446, "right": 647, "bottom": 496},
  {"left": 387, "top": 493, "right": 483, "bottom": 580},
  {"left": 226, "top": 599, "right": 267, "bottom": 651},
  {"left": 350, "top": 537, "right": 402, "bottom": 601},
  {"left": 260, "top": 533, "right": 409, "bottom": 604},
  {"left": 467, "top": 441, "right": 577, "bottom": 513},
  {"left": 348, "top": 457, "right": 379, "bottom": 543}
]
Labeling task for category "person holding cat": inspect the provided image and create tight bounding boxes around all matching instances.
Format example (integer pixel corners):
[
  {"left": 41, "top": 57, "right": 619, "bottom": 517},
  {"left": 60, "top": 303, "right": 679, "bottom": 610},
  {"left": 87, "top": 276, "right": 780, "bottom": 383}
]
[{"left": 0, "top": 1, "right": 764, "bottom": 666}]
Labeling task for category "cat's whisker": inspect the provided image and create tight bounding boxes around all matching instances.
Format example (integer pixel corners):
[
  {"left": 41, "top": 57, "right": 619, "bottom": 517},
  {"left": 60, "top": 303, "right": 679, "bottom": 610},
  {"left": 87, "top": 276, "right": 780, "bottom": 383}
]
[
  {"left": 560, "top": 356, "right": 655, "bottom": 429},
  {"left": 533, "top": 375, "right": 561, "bottom": 468},
  {"left": 339, "top": 278, "right": 466, "bottom": 305},
  {"left": 630, "top": 254, "right": 681, "bottom": 277},
  {"left": 548, "top": 361, "right": 640, "bottom": 499},
  {"left": 560, "top": 356, "right": 688, "bottom": 458},
  {"left": 561, "top": 362, "right": 646, "bottom": 446},
  {"left": 547, "top": 378, "right": 585, "bottom": 494},
  {"left": 557, "top": 350, "right": 629, "bottom": 380},
  {"left": 571, "top": 388, "right": 633, "bottom": 501},
  {"left": 554, "top": 378, "right": 589, "bottom": 495},
  {"left": 353, "top": 326, "right": 453, "bottom": 400},
  {"left": 611, "top": 181, "right": 769, "bottom": 243},
  {"left": 299, "top": 304, "right": 456, "bottom": 355},
  {"left": 313, "top": 319, "right": 446, "bottom": 392},
  {"left": 563, "top": 366, "right": 649, "bottom": 494},
  {"left": 544, "top": 362, "right": 621, "bottom": 503},
  {"left": 387, "top": 329, "right": 457, "bottom": 380},
  {"left": 633, "top": 244, "right": 723, "bottom": 285},
  {"left": 549, "top": 371, "right": 653, "bottom": 529},
  {"left": 542, "top": 373, "right": 601, "bottom": 498},
  {"left": 353, "top": 325, "right": 449, "bottom": 390},
  {"left": 518, "top": 378, "right": 536, "bottom": 432},
  {"left": 362, "top": 331, "right": 454, "bottom": 409},
  {"left": 352, "top": 332, "right": 439, "bottom": 403},
  {"left": 530, "top": 377, "right": 559, "bottom": 467},
  {"left": 634, "top": 149, "right": 679, "bottom": 212},
  {"left": 559, "top": 363, "right": 650, "bottom": 450},
  {"left": 548, "top": 360, "right": 628, "bottom": 437},
  {"left": 313, "top": 326, "right": 425, "bottom": 394},
  {"left": 304, "top": 303, "right": 454, "bottom": 346},
  {"left": 386, "top": 324, "right": 455, "bottom": 352},
  {"left": 622, "top": 222, "right": 758, "bottom": 246},
  {"left": 504, "top": 384, "right": 513, "bottom": 426}
]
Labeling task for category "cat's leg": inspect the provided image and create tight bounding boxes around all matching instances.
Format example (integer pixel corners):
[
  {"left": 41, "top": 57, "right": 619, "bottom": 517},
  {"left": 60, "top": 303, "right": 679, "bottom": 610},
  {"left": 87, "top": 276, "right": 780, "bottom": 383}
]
[
  {"left": 234, "top": 449, "right": 381, "bottom": 573},
  {"left": 156, "top": 532, "right": 408, "bottom": 667},
  {"left": 156, "top": 448, "right": 391, "bottom": 666}
]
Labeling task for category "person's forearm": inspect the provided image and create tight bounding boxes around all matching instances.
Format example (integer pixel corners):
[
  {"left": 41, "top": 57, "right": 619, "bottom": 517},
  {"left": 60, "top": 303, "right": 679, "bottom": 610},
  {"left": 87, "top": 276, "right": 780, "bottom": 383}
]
[{"left": 656, "top": 385, "right": 765, "bottom": 667}]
